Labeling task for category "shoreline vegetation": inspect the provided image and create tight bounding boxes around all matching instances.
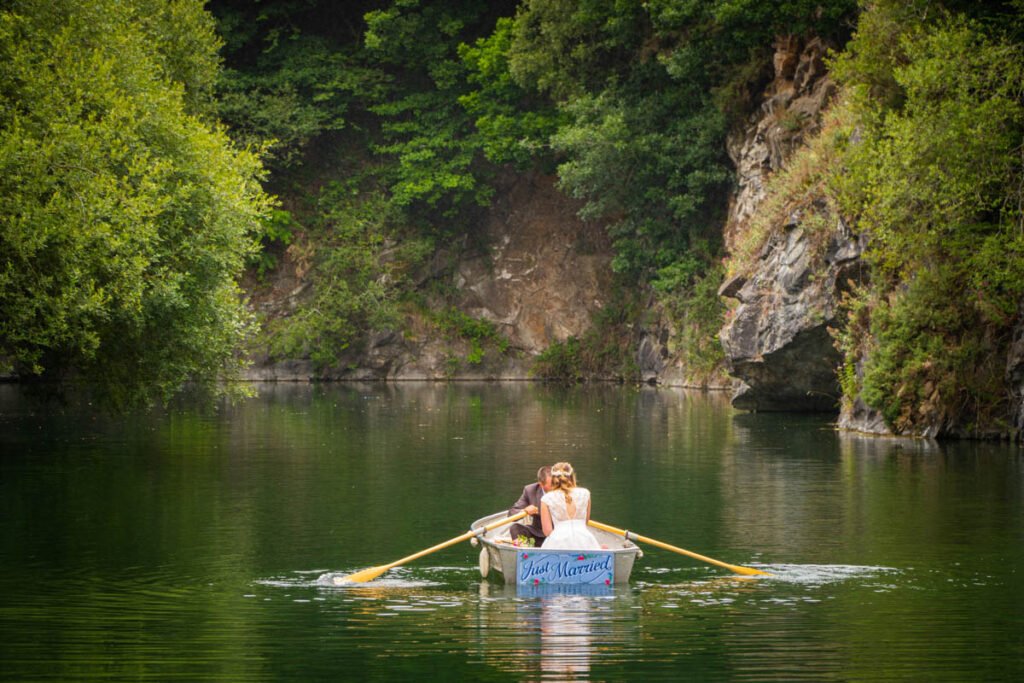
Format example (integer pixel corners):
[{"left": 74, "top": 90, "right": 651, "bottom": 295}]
[{"left": 3, "top": 1, "right": 1023, "bottom": 439}]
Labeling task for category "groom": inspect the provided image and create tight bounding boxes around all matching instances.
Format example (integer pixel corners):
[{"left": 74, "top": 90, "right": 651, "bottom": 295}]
[{"left": 507, "top": 465, "right": 552, "bottom": 546}]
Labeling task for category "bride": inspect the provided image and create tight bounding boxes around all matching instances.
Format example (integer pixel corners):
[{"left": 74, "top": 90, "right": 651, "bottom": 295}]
[{"left": 539, "top": 462, "right": 601, "bottom": 550}]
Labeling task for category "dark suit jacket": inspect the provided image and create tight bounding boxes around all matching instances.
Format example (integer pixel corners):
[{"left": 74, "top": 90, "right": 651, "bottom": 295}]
[{"left": 509, "top": 482, "right": 546, "bottom": 537}]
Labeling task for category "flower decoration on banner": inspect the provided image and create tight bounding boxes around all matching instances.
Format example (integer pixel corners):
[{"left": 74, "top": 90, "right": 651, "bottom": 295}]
[
  {"left": 577, "top": 555, "right": 586, "bottom": 561},
  {"left": 521, "top": 553, "right": 529, "bottom": 559}
]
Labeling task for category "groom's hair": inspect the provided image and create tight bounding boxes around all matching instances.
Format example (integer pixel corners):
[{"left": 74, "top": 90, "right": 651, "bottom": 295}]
[{"left": 536, "top": 466, "right": 552, "bottom": 482}]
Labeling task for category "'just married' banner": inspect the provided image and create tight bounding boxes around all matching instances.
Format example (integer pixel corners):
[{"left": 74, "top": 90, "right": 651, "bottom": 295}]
[{"left": 516, "top": 548, "right": 615, "bottom": 585}]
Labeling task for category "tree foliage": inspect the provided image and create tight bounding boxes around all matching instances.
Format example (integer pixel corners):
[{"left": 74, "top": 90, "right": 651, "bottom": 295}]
[
  {"left": 211, "top": 1, "right": 512, "bottom": 369},
  {"left": 210, "top": 0, "right": 386, "bottom": 175},
  {"left": 0, "top": 0, "right": 272, "bottom": 406},
  {"left": 501, "top": 0, "right": 855, "bottom": 286},
  {"left": 828, "top": 2, "right": 1024, "bottom": 434},
  {"left": 458, "top": 17, "right": 563, "bottom": 168}
]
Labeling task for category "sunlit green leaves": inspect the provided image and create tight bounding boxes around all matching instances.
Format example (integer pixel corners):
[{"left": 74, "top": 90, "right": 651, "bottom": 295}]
[
  {"left": 459, "top": 17, "right": 563, "bottom": 167},
  {"left": 0, "top": 0, "right": 272, "bottom": 406}
]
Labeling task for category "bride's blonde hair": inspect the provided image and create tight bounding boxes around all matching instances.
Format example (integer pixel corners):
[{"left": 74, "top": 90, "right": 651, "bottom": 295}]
[{"left": 550, "top": 461, "right": 577, "bottom": 505}]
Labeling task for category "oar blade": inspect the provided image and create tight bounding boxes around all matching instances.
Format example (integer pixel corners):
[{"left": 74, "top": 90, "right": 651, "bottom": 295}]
[
  {"left": 333, "top": 511, "right": 528, "bottom": 586},
  {"left": 334, "top": 565, "right": 389, "bottom": 585},
  {"left": 728, "top": 564, "right": 771, "bottom": 577}
]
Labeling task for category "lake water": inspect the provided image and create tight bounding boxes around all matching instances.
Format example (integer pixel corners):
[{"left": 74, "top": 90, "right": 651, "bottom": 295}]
[{"left": 1, "top": 382, "right": 1022, "bottom": 680}]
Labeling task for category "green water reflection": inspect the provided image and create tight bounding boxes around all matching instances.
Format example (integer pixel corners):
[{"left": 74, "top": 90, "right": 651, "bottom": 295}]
[{"left": 0, "top": 383, "right": 1022, "bottom": 680}]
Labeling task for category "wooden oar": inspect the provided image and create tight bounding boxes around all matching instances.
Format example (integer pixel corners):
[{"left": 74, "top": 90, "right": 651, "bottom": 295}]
[
  {"left": 336, "top": 510, "right": 529, "bottom": 584},
  {"left": 589, "top": 520, "right": 770, "bottom": 577}
]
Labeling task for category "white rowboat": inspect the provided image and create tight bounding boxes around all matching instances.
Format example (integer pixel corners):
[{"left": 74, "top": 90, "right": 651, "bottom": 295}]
[{"left": 470, "top": 511, "right": 642, "bottom": 585}]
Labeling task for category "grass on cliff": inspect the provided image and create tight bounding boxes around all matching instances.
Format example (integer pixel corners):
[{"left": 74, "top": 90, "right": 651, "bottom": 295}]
[{"left": 726, "top": 102, "right": 855, "bottom": 280}]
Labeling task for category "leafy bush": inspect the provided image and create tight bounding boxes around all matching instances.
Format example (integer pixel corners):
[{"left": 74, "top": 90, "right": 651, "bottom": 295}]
[
  {"left": 656, "top": 263, "right": 728, "bottom": 383},
  {"left": 434, "top": 307, "right": 510, "bottom": 367},
  {"left": 459, "top": 17, "right": 563, "bottom": 168},
  {"left": 267, "top": 186, "right": 432, "bottom": 371},
  {"left": 532, "top": 337, "right": 585, "bottom": 382},
  {"left": 531, "top": 294, "right": 640, "bottom": 382},
  {"left": 249, "top": 209, "right": 296, "bottom": 279}
]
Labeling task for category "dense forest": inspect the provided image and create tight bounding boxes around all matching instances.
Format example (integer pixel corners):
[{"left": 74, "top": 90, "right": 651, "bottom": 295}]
[
  {"left": 2, "top": 0, "right": 1023, "bottom": 436},
  {"left": 208, "top": 0, "right": 857, "bottom": 382}
]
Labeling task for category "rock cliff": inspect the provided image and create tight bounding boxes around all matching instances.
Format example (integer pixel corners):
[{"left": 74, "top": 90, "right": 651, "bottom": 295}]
[
  {"left": 246, "top": 36, "right": 853, "bottom": 392},
  {"left": 722, "top": 36, "right": 836, "bottom": 254},
  {"left": 720, "top": 213, "right": 865, "bottom": 411},
  {"left": 454, "top": 172, "right": 613, "bottom": 360},
  {"left": 245, "top": 171, "right": 615, "bottom": 380},
  {"left": 717, "top": 36, "right": 1024, "bottom": 439},
  {"left": 717, "top": 36, "right": 859, "bottom": 412}
]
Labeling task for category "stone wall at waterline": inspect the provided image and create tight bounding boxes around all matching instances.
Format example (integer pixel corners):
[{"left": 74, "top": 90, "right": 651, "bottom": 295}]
[{"left": 1006, "top": 313, "right": 1024, "bottom": 439}]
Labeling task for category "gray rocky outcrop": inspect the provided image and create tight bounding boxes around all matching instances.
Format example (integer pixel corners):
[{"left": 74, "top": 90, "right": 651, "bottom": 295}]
[
  {"left": 636, "top": 321, "right": 673, "bottom": 385},
  {"left": 720, "top": 211, "right": 866, "bottom": 411},
  {"left": 723, "top": 36, "right": 837, "bottom": 254},
  {"left": 623, "top": 36, "right": 846, "bottom": 392},
  {"left": 634, "top": 307, "right": 733, "bottom": 388},
  {"left": 630, "top": 299, "right": 703, "bottom": 387},
  {"left": 718, "top": 36, "right": 859, "bottom": 412}
]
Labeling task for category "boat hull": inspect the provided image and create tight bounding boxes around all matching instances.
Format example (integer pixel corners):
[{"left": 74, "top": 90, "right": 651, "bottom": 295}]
[{"left": 470, "top": 512, "right": 641, "bottom": 585}]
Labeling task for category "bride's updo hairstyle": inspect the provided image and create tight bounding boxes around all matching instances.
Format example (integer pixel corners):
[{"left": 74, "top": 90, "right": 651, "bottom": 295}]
[{"left": 550, "top": 461, "right": 577, "bottom": 505}]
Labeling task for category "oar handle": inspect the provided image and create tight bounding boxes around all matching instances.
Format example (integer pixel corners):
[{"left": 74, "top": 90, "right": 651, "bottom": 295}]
[
  {"left": 589, "top": 520, "right": 769, "bottom": 577},
  {"left": 378, "top": 510, "right": 528, "bottom": 573}
]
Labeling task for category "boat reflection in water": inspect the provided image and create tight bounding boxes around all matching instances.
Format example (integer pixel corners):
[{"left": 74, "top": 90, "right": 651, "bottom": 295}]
[
  {"left": 535, "top": 584, "right": 606, "bottom": 679},
  {"left": 475, "top": 581, "right": 639, "bottom": 679}
]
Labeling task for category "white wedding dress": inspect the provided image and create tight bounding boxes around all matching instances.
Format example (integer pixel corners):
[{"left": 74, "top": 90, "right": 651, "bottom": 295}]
[{"left": 541, "top": 487, "right": 601, "bottom": 550}]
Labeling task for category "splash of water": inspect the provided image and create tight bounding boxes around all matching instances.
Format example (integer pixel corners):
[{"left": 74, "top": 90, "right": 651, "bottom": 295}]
[{"left": 757, "top": 563, "right": 899, "bottom": 585}]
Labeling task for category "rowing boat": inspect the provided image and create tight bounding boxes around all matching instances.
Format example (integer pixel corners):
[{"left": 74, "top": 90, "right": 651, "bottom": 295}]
[{"left": 470, "top": 511, "right": 642, "bottom": 585}]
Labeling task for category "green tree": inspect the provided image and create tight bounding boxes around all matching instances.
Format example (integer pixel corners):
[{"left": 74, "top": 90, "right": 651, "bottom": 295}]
[
  {"left": 0, "top": 0, "right": 272, "bottom": 407},
  {"left": 362, "top": 0, "right": 516, "bottom": 221},
  {"left": 458, "top": 17, "right": 563, "bottom": 168},
  {"left": 210, "top": 0, "right": 385, "bottom": 175}
]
